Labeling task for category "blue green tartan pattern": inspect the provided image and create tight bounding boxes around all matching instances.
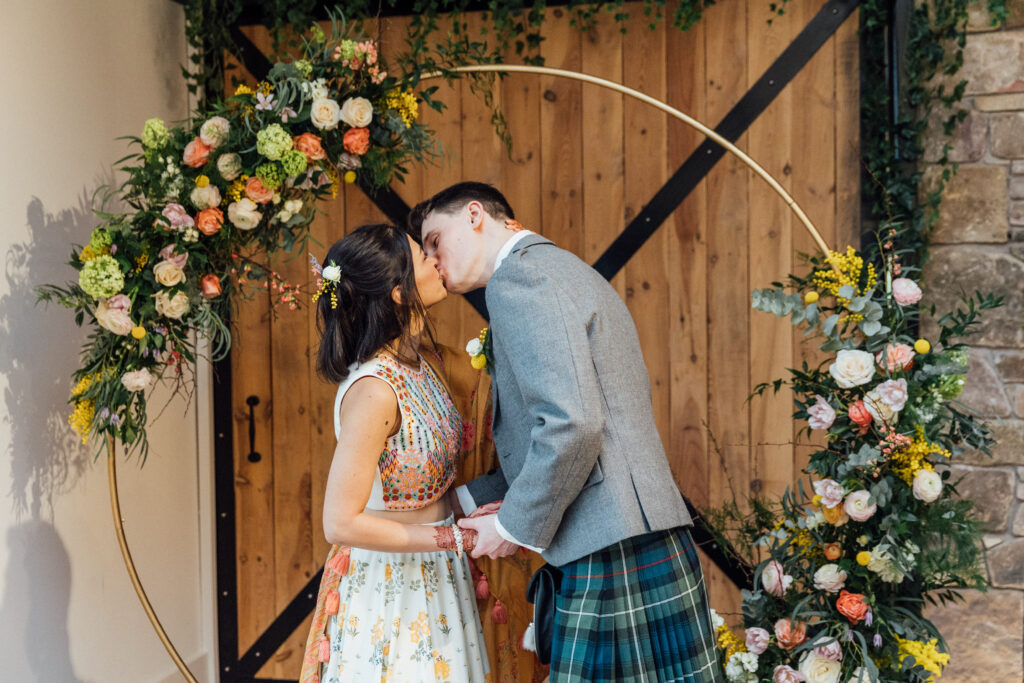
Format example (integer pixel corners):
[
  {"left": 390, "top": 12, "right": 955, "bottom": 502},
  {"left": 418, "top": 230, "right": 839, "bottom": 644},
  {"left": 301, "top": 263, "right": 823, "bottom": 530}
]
[{"left": 550, "top": 527, "right": 723, "bottom": 682}]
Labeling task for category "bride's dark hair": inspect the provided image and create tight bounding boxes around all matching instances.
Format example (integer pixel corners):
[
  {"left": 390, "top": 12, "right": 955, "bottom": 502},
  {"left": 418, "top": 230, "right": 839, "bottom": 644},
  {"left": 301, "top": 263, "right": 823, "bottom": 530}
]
[{"left": 315, "top": 224, "right": 434, "bottom": 383}]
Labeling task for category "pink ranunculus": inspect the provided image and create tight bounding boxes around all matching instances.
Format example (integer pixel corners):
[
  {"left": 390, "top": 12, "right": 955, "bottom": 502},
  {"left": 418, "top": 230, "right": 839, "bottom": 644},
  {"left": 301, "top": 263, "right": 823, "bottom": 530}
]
[
  {"left": 892, "top": 277, "right": 922, "bottom": 305},
  {"left": 812, "top": 479, "right": 844, "bottom": 509},
  {"left": 844, "top": 490, "right": 877, "bottom": 522},
  {"left": 160, "top": 203, "right": 194, "bottom": 229},
  {"left": 876, "top": 343, "right": 915, "bottom": 373},
  {"left": 762, "top": 559, "right": 793, "bottom": 597},
  {"left": 158, "top": 244, "right": 188, "bottom": 268},
  {"left": 106, "top": 294, "right": 132, "bottom": 311},
  {"left": 807, "top": 395, "right": 836, "bottom": 430},
  {"left": 875, "top": 378, "right": 908, "bottom": 411},
  {"left": 773, "top": 664, "right": 806, "bottom": 683},
  {"left": 811, "top": 635, "right": 843, "bottom": 661},
  {"left": 745, "top": 627, "right": 770, "bottom": 655}
]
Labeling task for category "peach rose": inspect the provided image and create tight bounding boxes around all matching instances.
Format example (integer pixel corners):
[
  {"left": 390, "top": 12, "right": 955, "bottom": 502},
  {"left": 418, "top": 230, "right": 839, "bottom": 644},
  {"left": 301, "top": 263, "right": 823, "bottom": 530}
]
[
  {"left": 153, "top": 260, "right": 186, "bottom": 287},
  {"left": 836, "top": 590, "right": 869, "bottom": 624},
  {"left": 200, "top": 274, "right": 223, "bottom": 298},
  {"left": 343, "top": 127, "right": 371, "bottom": 155},
  {"left": 155, "top": 290, "right": 190, "bottom": 319},
  {"left": 824, "top": 542, "right": 842, "bottom": 560},
  {"left": 245, "top": 176, "right": 274, "bottom": 204},
  {"left": 774, "top": 618, "right": 808, "bottom": 650},
  {"left": 293, "top": 132, "right": 327, "bottom": 161},
  {"left": 821, "top": 503, "right": 849, "bottom": 527},
  {"left": 182, "top": 137, "right": 212, "bottom": 168},
  {"left": 875, "top": 343, "right": 915, "bottom": 373},
  {"left": 95, "top": 298, "right": 134, "bottom": 335},
  {"left": 196, "top": 208, "right": 224, "bottom": 236},
  {"left": 848, "top": 400, "right": 873, "bottom": 435}
]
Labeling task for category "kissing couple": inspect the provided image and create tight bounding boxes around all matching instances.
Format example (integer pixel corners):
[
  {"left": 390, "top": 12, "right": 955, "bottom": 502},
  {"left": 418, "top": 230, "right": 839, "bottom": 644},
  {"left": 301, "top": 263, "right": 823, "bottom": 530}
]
[{"left": 300, "top": 182, "right": 722, "bottom": 683}]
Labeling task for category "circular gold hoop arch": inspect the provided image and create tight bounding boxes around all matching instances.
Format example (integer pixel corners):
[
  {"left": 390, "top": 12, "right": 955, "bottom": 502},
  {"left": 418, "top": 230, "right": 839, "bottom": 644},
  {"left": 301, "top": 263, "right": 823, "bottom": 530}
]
[{"left": 424, "top": 64, "right": 834, "bottom": 258}]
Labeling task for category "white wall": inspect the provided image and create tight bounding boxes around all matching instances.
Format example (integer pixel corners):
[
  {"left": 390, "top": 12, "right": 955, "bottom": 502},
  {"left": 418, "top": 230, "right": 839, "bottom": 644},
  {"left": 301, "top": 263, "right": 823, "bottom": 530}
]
[{"left": 0, "top": 2, "right": 216, "bottom": 681}]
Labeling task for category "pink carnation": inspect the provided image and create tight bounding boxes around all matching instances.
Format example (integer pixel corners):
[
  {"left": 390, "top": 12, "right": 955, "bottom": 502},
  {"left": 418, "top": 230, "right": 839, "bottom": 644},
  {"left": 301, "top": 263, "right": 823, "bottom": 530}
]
[
  {"left": 892, "top": 277, "right": 922, "bottom": 305},
  {"left": 812, "top": 478, "right": 844, "bottom": 509}
]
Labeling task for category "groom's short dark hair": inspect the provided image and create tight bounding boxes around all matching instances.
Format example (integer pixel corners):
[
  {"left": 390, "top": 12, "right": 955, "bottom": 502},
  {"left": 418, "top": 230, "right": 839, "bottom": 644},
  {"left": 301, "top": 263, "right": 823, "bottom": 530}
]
[{"left": 406, "top": 182, "right": 515, "bottom": 243}]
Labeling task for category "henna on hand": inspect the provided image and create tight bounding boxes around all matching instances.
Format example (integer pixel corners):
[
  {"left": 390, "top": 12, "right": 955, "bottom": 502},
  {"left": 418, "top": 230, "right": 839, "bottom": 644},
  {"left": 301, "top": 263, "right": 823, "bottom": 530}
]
[{"left": 433, "top": 525, "right": 478, "bottom": 552}]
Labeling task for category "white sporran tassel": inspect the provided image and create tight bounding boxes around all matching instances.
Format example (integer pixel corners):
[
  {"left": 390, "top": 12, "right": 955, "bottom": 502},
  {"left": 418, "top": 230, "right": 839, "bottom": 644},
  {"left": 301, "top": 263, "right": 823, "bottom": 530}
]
[{"left": 521, "top": 621, "right": 537, "bottom": 653}]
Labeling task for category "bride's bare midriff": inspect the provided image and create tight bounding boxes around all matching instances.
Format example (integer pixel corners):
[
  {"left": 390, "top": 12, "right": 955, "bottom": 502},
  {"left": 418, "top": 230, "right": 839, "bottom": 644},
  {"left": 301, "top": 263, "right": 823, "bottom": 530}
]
[{"left": 362, "top": 496, "right": 452, "bottom": 525}]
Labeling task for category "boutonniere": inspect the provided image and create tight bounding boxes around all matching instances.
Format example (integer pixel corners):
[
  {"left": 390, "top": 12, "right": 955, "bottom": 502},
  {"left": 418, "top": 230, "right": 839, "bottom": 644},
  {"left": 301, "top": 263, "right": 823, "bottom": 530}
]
[{"left": 465, "top": 326, "right": 492, "bottom": 373}]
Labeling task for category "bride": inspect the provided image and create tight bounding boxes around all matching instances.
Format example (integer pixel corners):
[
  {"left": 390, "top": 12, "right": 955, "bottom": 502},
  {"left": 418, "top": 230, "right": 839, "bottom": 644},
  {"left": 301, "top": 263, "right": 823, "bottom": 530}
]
[{"left": 300, "top": 223, "right": 489, "bottom": 682}]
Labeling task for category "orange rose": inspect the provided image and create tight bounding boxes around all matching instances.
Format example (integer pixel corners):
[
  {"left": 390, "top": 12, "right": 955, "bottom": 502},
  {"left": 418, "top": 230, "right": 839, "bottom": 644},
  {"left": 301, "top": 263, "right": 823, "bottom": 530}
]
[
  {"left": 876, "top": 343, "right": 915, "bottom": 373},
  {"left": 822, "top": 503, "right": 849, "bottom": 526},
  {"left": 824, "top": 542, "right": 842, "bottom": 560},
  {"left": 343, "top": 127, "right": 371, "bottom": 155},
  {"left": 848, "top": 400, "right": 873, "bottom": 435},
  {"left": 774, "top": 618, "right": 807, "bottom": 650},
  {"left": 182, "top": 137, "right": 212, "bottom": 168},
  {"left": 293, "top": 132, "right": 327, "bottom": 161},
  {"left": 195, "top": 207, "right": 224, "bottom": 236},
  {"left": 836, "top": 589, "right": 869, "bottom": 624},
  {"left": 245, "top": 176, "right": 274, "bottom": 204},
  {"left": 200, "top": 274, "right": 223, "bottom": 299}
]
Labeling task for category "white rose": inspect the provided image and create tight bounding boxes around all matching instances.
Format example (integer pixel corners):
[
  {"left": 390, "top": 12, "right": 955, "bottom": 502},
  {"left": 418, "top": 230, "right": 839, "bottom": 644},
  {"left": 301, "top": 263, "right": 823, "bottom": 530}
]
[
  {"left": 812, "top": 564, "right": 847, "bottom": 593},
  {"left": 339, "top": 96, "right": 374, "bottom": 127},
  {"left": 321, "top": 264, "right": 341, "bottom": 281},
  {"left": 121, "top": 369, "right": 156, "bottom": 393},
  {"left": 153, "top": 260, "right": 186, "bottom": 287},
  {"left": 189, "top": 184, "right": 222, "bottom": 210},
  {"left": 227, "top": 198, "right": 262, "bottom": 230},
  {"left": 912, "top": 469, "right": 943, "bottom": 503},
  {"left": 798, "top": 652, "right": 842, "bottom": 683},
  {"left": 283, "top": 198, "right": 302, "bottom": 213},
  {"left": 725, "top": 652, "right": 759, "bottom": 683},
  {"left": 95, "top": 299, "right": 134, "bottom": 335},
  {"left": 867, "top": 545, "right": 905, "bottom": 583},
  {"left": 310, "top": 97, "right": 342, "bottom": 130},
  {"left": 217, "top": 153, "right": 242, "bottom": 181},
  {"left": 466, "top": 338, "right": 484, "bottom": 356},
  {"left": 828, "top": 349, "right": 876, "bottom": 388},
  {"left": 863, "top": 389, "right": 897, "bottom": 425},
  {"left": 155, "top": 290, "right": 190, "bottom": 319},
  {"left": 199, "top": 116, "right": 230, "bottom": 148}
]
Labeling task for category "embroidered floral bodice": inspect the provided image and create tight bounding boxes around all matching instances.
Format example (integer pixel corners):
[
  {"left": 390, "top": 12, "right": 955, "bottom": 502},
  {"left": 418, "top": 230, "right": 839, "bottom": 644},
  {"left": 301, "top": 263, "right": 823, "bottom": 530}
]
[{"left": 333, "top": 351, "right": 461, "bottom": 511}]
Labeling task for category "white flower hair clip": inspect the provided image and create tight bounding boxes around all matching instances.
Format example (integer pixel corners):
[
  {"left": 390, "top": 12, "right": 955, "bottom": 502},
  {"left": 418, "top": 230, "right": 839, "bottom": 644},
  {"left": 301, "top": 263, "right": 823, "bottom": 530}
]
[{"left": 310, "top": 254, "right": 341, "bottom": 309}]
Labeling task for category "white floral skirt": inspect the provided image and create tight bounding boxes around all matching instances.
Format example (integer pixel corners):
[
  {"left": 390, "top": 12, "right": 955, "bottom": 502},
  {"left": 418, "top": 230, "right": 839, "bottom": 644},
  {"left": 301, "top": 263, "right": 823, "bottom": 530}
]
[{"left": 320, "top": 517, "right": 490, "bottom": 682}]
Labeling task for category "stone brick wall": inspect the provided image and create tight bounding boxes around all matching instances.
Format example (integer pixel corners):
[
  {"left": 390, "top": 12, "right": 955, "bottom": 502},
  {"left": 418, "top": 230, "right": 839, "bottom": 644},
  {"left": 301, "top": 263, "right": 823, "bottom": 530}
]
[{"left": 918, "top": 7, "right": 1024, "bottom": 682}]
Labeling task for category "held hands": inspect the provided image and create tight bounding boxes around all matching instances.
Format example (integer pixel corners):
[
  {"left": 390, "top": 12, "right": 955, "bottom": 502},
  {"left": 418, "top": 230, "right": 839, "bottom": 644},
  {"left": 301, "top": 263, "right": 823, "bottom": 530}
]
[{"left": 457, "top": 513, "right": 519, "bottom": 559}]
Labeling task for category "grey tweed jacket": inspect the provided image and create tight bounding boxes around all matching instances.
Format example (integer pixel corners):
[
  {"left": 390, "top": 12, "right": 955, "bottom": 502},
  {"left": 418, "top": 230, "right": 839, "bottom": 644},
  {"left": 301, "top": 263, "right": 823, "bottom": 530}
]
[{"left": 465, "top": 233, "right": 692, "bottom": 567}]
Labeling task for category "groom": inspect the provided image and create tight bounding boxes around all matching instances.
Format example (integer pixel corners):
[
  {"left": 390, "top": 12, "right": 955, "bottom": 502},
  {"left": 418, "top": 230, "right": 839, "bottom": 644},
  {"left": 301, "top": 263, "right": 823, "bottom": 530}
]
[{"left": 409, "top": 182, "right": 721, "bottom": 682}]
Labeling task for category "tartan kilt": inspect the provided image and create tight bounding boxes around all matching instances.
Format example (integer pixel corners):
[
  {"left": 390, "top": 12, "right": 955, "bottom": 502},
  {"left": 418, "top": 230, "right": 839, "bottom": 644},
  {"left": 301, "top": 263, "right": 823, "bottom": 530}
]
[{"left": 550, "top": 526, "right": 723, "bottom": 683}]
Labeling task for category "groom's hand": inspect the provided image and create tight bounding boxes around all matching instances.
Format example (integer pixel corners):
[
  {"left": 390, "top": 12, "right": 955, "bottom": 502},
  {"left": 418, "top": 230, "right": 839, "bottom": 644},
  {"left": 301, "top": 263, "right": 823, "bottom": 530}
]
[{"left": 457, "top": 514, "right": 518, "bottom": 559}]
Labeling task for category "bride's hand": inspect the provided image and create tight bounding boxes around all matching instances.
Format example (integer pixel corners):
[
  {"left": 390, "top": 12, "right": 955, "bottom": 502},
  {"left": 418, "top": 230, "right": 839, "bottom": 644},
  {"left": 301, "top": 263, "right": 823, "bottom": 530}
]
[
  {"left": 468, "top": 500, "right": 502, "bottom": 518},
  {"left": 457, "top": 514, "right": 518, "bottom": 559}
]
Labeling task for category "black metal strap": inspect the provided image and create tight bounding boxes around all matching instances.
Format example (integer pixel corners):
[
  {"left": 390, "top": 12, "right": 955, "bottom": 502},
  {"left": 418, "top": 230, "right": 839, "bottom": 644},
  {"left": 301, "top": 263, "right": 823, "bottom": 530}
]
[
  {"left": 228, "top": 25, "right": 273, "bottom": 82},
  {"left": 592, "top": 0, "right": 861, "bottom": 280},
  {"left": 236, "top": 570, "right": 323, "bottom": 677}
]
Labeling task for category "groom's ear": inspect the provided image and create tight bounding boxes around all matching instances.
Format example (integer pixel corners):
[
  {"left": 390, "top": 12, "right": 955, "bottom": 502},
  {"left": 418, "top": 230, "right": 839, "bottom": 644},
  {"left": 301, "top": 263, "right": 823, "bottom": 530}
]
[{"left": 466, "top": 200, "right": 485, "bottom": 232}]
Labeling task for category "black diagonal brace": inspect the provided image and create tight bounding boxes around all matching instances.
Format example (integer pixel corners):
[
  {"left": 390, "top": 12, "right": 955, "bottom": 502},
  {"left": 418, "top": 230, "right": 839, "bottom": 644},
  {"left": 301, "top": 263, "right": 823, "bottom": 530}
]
[
  {"left": 592, "top": 0, "right": 861, "bottom": 280},
  {"left": 236, "top": 569, "right": 323, "bottom": 677}
]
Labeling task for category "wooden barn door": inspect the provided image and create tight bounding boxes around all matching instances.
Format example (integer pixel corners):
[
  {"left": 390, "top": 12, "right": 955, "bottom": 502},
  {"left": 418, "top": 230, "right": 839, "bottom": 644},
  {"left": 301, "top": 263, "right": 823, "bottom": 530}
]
[{"left": 217, "top": 1, "right": 860, "bottom": 678}]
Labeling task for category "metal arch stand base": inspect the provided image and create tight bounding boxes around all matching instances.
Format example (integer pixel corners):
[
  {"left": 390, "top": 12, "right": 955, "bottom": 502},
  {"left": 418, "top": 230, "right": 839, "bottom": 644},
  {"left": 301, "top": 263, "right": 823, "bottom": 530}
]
[{"left": 107, "top": 434, "right": 198, "bottom": 682}]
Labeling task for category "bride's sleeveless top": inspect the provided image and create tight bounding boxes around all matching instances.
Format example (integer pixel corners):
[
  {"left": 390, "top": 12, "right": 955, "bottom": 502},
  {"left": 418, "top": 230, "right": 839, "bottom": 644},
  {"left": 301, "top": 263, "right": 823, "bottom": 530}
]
[{"left": 333, "top": 350, "right": 461, "bottom": 511}]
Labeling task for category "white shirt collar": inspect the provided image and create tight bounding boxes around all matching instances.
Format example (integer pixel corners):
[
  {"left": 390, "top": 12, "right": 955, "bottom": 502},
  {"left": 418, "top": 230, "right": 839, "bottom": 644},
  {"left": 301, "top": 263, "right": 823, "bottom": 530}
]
[{"left": 493, "top": 229, "right": 534, "bottom": 273}]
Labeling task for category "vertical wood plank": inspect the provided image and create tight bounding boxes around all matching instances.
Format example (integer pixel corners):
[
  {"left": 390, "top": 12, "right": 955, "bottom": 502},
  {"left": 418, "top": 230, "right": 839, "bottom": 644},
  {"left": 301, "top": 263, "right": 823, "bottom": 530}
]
[
  {"left": 580, "top": 13, "right": 625, "bottom": 297},
  {"left": 225, "top": 30, "right": 278, "bottom": 661},
  {"left": 747, "top": 1, "right": 797, "bottom": 505},
  {"left": 539, "top": 8, "right": 584, "bottom": 257},
  {"left": 834, "top": 10, "right": 861, "bottom": 251},
  {"left": 623, "top": 7, "right": 670, "bottom": 450},
  {"left": 703, "top": 0, "right": 749, "bottom": 621}
]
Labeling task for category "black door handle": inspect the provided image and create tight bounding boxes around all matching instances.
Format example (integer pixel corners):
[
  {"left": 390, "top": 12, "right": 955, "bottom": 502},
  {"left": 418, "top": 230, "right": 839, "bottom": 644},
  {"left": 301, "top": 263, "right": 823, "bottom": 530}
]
[{"left": 246, "top": 395, "right": 261, "bottom": 463}]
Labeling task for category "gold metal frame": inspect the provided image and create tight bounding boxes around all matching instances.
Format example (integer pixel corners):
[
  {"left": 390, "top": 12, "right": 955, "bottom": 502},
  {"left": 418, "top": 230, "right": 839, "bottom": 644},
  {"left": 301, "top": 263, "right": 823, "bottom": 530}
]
[{"left": 111, "top": 64, "right": 833, "bottom": 683}]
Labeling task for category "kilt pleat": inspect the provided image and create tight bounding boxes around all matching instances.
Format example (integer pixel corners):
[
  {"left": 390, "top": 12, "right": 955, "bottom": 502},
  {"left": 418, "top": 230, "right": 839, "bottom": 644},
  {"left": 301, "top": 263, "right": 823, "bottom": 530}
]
[{"left": 550, "top": 527, "right": 722, "bottom": 683}]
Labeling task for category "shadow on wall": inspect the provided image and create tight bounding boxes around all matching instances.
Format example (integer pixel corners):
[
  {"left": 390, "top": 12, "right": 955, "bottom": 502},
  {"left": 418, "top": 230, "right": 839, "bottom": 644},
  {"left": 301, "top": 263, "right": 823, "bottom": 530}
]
[
  {"left": 2, "top": 194, "right": 100, "bottom": 518},
  {"left": 0, "top": 519, "right": 87, "bottom": 682}
]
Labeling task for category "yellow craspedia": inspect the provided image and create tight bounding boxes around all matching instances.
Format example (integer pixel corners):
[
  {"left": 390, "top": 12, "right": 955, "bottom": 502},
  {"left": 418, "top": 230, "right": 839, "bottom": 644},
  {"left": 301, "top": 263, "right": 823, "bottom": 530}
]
[
  {"left": 915, "top": 338, "right": 931, "bottom": 354},
  {"left": 470, "top": 354, "right": 487, "bottom": 370},
  {"left": 804, "top": 291, "right": 820, "bottom": 304},
  {"left": 195, "top": 174, "right": 210, "bottom": 188},
  {"left": 856, "top": 551, "right": 872, "bottom": 566},
  {"left": 131, "top": 326, "right": 146, "bottom": 339},
  {"left": 344, "top": 170, "right": 357, "bottom": 184}
]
